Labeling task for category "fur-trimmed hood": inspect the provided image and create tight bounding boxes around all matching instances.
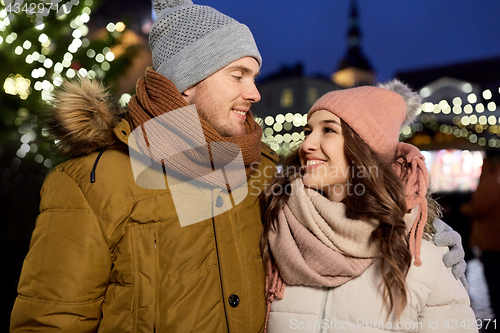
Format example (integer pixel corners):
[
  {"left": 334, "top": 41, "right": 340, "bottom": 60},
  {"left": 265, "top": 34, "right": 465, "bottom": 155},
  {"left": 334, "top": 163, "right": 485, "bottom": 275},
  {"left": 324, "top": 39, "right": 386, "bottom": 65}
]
[{"left": 45, "top": 76, "right": 124, "bottom": 158}]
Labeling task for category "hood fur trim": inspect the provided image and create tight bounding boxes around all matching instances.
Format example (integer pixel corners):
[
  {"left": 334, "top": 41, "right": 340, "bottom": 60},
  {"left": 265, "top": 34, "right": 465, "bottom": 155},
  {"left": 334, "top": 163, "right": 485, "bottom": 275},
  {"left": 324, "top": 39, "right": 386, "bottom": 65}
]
[
  {"left": 46, "top": 76, "right": 123, "bottom": 158},
  {"left": 377, "top": 79, "right": 422, "bottom": 128}
]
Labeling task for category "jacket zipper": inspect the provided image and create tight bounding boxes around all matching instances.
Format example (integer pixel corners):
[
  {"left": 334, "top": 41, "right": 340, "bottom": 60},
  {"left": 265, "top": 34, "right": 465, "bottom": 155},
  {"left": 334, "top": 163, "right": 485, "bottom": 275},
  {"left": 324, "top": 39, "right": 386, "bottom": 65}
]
[
  {"left": 212, "top": 217, "right": 230, "bottom": 331},
  {"left": 154, "top": 230, "right": 159, "bottom": 332}
]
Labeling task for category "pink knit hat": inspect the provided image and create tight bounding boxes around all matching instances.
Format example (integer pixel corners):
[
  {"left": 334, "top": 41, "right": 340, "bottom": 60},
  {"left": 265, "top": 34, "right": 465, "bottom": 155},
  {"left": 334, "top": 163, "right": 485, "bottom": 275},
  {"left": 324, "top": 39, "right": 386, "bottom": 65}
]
[
  {"left": 307, "top": 80, "right": 429, "bottom": 266},
  {"left": 308, "top": 80, "right": 421, "bottom": 159}
]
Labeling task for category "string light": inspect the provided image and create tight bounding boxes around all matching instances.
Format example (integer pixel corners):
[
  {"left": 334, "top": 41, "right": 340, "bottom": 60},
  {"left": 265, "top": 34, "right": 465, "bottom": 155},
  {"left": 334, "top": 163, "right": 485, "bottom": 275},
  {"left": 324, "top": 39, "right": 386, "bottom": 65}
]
[
  {"left": 43, "top": 58, "right": 53, "bottom": 68},
  {"left": 105, "top": 52, "right": 115, "bottom": 61},
  {"left": 66, "top": 68, "right": 76, "bottom": 78},
  {"left": 38, "top": 33, "right": 48, "bottom": 44},
  {"left": 80, "top": 13, "right": 90, "bottom": 23},
  {"left": 78, "top": 68, "right": 88, "bottom": 77},
  {"left": 101, "top": 61, "right": 110, "bottom": 71},
  {"left": 467, "top": 93, "right": 477, "bottom": 104},
  {"left": 106, "top": 22, "right": 115, "bottom": 32},
  {"left": 115, "top": 22, "right": 126, "bottom": 32},
  {"left": 119, "top": 93, "right": 132, "bottom": 107},
  {"left": 78, "top": 25, "right": 89, "bottom": 37}
]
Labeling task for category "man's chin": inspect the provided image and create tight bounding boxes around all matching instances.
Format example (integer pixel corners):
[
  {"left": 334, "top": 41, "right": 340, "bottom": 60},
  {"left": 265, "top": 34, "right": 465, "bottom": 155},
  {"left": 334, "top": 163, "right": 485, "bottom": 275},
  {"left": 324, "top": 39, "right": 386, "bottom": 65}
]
[
  {"left": 226, "top": 123, "right": 246, "bottom": 137},
  {"left": 234, "top": 127, "right": 247, "bottom": 136},
  {"left": 217, "top": 127, "right": 245, "bottom": 137}
]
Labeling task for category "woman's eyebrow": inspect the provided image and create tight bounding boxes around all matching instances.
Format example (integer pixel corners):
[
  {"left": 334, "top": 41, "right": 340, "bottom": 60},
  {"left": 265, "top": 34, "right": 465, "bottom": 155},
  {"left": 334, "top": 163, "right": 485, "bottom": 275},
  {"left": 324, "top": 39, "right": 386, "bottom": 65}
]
[{"left": 321, "top": 119, "right": 341, "bottom": 126}]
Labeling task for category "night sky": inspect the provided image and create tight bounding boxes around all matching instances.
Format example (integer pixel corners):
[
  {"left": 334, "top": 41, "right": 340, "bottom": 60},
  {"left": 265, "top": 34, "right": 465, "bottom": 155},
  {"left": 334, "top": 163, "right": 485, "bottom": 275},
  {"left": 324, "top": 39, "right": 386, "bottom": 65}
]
[{"left": 196, "top": 0, "right": 500, "bottom": 82}]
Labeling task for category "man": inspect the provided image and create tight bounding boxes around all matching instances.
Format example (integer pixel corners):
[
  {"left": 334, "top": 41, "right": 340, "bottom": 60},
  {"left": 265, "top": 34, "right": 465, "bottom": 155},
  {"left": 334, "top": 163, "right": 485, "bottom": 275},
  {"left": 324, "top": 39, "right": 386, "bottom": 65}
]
[
  {"left": 11, "top": 0, "right": 278, "bottom": 331},
  {"left": 11, "top": 0, "right": 466, "bottom": 332}
]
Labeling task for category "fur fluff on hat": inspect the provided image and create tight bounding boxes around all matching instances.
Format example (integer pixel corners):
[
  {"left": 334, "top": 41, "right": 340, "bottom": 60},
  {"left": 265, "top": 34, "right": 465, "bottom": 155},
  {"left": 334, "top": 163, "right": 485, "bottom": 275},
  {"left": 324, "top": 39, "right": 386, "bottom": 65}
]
[{"left": 377, "top": 79, "right": 422, "bottom": 128}]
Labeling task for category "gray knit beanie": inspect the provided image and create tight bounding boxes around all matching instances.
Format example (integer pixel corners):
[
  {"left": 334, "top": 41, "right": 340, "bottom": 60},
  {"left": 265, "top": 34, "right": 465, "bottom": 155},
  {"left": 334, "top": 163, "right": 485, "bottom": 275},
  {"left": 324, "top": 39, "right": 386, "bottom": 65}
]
[{"left": 150, "top": 0, "right": 262, "bottom": 93}]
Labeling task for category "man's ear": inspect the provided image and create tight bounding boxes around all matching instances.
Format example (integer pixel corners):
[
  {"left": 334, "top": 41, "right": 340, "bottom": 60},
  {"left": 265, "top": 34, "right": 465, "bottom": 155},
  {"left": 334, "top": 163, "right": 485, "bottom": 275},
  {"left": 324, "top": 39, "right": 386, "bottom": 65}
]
[{"left": 182, "top": 86, "right": 195, "bottom": 104}]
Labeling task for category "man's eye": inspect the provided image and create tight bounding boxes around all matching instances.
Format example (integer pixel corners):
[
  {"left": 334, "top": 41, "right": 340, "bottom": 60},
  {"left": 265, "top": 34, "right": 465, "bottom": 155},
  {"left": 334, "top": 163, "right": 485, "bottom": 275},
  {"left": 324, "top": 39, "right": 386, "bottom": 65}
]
[{"left": 232, "top": 72, "right": 244, "bottom": 81}]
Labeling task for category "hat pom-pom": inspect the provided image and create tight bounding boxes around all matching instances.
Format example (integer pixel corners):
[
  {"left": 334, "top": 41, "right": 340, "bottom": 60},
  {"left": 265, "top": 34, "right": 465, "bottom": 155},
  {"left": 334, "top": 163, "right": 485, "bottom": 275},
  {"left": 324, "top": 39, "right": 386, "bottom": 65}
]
[
  {"left": 153, "top": 0, "right": 192, "bottom": 15},
  {"left": 377, "top": 79, "right": 422, "bottom": 128}
]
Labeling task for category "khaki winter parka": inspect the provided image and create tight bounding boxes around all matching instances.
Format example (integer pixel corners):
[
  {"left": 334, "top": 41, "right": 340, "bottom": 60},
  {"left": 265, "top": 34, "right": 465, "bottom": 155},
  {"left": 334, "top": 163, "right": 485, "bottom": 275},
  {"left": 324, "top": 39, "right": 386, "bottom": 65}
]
[{"left": 11, "top": 112, "right": 278, "bottom": 331}]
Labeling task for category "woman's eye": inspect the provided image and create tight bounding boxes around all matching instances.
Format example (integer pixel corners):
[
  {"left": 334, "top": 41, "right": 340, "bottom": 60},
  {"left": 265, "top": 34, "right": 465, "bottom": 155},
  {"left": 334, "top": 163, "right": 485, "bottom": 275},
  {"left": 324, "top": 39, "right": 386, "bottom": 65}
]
[
  {"left": 324, "top": 127, "right": 336, "bottom": 134},
  {"left": 303, "top": 129, "right": 312, "bottom": 136}
]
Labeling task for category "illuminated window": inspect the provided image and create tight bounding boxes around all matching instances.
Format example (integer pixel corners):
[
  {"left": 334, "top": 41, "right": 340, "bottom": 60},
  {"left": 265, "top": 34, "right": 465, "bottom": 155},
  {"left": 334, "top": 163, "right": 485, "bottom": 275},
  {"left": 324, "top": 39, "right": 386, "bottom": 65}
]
[
  {"left": 307, "top": 88, "right": 318, "bottom": 106},
  {"left": 280, "top": 89, "right": 293, "bottom": 108}
]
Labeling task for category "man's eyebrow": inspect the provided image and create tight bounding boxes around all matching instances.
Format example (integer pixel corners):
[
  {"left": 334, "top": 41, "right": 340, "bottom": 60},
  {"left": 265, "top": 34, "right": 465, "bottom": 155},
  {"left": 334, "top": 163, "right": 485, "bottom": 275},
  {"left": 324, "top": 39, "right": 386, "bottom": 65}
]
[{"left": 226, "top": 65, "right": 260, "bottom": 77}]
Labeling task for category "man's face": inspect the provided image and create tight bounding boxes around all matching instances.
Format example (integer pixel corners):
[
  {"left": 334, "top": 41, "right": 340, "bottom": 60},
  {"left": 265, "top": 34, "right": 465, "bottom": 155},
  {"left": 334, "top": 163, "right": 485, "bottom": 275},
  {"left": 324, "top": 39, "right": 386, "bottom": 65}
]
[{"left": 183, "top": 57, "right": 261, "bottom": 137}]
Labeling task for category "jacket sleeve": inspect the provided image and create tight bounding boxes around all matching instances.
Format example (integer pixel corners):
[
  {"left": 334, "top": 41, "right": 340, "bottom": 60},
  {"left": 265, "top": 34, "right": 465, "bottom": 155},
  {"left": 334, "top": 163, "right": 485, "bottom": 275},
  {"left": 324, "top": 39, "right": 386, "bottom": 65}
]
[
  {"left": 417, "top": 243, "right": 478, "bottom": 333},
  {"left": 10, "top": 170, "right": 112, "bottom": 332}
]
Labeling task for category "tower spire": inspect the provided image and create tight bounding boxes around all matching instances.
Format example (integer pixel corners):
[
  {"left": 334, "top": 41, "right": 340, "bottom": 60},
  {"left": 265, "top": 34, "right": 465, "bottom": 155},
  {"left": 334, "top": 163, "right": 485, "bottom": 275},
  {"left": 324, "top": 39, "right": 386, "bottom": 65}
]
[
  {"left": 347, "top": 0, "right": 361, "bottom": 48},
  {"left": 332, "top": 0, "right": 376, "bottom": 88}
]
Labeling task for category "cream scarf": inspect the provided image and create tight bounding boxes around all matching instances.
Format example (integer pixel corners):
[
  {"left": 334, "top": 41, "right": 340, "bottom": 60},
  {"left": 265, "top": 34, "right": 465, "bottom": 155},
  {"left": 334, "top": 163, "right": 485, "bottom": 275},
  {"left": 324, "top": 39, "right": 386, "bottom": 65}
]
[{"left": 265, "top": 178, "right": 381, "bottom": 327}]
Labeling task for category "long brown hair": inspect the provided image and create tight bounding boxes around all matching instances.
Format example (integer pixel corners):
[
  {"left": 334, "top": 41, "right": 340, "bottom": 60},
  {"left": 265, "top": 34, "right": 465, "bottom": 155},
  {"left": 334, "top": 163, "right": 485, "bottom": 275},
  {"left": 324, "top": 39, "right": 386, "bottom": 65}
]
[{"left": 260, "top": 120, "right": 440, "bottom": 318}]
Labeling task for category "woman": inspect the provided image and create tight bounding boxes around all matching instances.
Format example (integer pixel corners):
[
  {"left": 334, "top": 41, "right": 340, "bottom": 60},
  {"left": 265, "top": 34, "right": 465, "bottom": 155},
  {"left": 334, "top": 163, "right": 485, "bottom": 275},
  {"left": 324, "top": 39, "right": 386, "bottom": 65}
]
[{"left": 261, "top": 80, "right": 477, "bottom": 332}]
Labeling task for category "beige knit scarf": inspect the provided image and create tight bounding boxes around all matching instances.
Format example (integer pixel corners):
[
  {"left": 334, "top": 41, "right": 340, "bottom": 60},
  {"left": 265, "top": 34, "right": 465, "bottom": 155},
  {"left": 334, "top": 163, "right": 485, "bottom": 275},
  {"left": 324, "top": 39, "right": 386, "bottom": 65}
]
[
  {"left": 127, "top": 67, "right": 262, "bottom": 190},
  {"left": 265, "top": 178, "right": 380, "bottom": 329}
]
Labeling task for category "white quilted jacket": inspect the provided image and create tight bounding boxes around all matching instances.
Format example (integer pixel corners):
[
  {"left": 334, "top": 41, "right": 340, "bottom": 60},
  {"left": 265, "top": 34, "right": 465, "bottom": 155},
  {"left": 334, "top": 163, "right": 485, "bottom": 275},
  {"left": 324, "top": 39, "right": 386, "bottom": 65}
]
[{"left": 268, "top": 240, "right": 478, "bottom": 333}]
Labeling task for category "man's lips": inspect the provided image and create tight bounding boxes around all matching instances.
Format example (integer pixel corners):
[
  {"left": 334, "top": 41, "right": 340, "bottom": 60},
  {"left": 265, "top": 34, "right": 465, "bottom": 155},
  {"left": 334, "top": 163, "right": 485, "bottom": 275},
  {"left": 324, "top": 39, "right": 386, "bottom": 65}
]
[{"left": 232, "top": 109, "right": 248, "bottom": 120}]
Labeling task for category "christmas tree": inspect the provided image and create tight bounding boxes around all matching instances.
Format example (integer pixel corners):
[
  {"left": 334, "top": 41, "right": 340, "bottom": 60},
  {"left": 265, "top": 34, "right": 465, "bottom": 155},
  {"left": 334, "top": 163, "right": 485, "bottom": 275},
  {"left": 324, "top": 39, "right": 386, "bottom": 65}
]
[{"left": 0, "top": 0, "right": 140, "bottom": 328}]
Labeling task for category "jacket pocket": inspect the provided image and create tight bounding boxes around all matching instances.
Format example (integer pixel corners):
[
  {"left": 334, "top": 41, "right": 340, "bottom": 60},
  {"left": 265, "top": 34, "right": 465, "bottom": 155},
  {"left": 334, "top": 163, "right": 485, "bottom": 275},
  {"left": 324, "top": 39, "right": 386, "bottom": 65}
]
[
  {"left": 131, "top": 224, "right": 159, "bottom": 333},
  {"left": 99, "top": 284, "right": 134, "bottom": 333}
]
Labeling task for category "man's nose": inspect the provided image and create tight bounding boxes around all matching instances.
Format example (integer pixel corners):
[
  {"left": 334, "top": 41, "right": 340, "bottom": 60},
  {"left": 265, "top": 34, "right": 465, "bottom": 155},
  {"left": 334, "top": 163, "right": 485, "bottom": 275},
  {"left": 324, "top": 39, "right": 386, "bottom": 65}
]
[{"left": 243, "top": 82, "right": 261, "bottom": 103}]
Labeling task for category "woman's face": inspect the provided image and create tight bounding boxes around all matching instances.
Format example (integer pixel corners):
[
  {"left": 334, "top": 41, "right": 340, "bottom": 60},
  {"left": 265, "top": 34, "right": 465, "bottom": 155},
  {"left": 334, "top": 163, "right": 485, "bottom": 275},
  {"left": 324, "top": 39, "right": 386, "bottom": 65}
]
[{"left": 299, "top": 110, "right": 350, "bottom": 201}]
